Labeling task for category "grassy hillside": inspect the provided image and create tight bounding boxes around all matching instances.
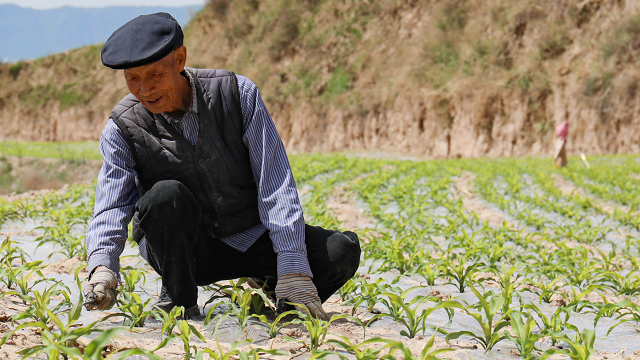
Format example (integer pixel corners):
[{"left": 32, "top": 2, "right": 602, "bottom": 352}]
[
  {"left": 2, "top": 0, "right": 640, "bottom": 157},
  {"left": 0, "top": 44, "right": 126, "bottom": 141}
]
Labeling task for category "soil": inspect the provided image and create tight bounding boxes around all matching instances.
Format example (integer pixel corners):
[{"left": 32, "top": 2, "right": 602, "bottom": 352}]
[
  {"left": 41, "top": 256, "right": 86, "bottom": 276},
  {"left": 1, "top": 166, "right": 639, "bottom": 359},
  {"left": 550, "top": 173, "right": 629, "bottom": 215},
  {"left": 0, "top": 295, "right": 39, "bottom": 360},
  {"left": 326, "top": 187, "right": 375, "bottom": 231},
  {"left": 453, "top": 171, "right": 506, "bottom": 228}
]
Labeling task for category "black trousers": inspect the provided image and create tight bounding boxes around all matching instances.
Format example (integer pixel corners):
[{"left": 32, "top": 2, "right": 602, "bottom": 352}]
[{"left": 135, "top": 180, "right": 361, "bottom": 308}]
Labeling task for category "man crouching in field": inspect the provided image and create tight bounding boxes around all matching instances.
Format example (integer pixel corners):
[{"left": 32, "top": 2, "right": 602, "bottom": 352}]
[{"left": 81, "top": 12, "right": 360, "bottom": 320}]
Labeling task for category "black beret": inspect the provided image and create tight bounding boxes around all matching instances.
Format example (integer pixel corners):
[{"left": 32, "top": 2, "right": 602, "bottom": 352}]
[{"left": 101, "top": 12, "right": 183, "bottom": 69}]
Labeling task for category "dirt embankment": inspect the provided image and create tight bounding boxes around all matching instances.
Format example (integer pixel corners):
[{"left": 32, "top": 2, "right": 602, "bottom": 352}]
[
  {"left": 0, "top": 155, "right": 100, "bottom": 196},
  {"left": 1, "top": 0, "right": 640, "bottom": 158}
]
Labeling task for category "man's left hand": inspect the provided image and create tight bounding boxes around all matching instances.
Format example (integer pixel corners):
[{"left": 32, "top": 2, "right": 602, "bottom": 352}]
[{"left": 275, "top": 273, "right": 329, "bottom": 321}]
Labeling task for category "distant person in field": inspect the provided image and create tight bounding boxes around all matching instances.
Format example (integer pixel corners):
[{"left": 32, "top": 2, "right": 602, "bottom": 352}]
[
  {"left": 554, "top": 121, "right": 568, "bottom": 167},
  {"left": 81, "top": 12, "right": 360, "bottom": 320}
]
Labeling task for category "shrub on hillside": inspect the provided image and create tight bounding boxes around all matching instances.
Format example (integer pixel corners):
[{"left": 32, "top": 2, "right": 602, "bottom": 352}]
[
  {"left": 268, "top": 9, "right": 301, "bottom": 61},
  {"left": 539, "top": 28, "right": 572, "bottom": 59},
  {"left": 8, "top": 61, "right": 25, "bottom": 78},
  {"left": 603, "top": 14, "right": 640, "bottom": 60},
  {"left": 207, "top": 0, "right": 229, "bottom": 18},
  {"left": 582, "top": 72, "right": 612, "bottom": 97}
]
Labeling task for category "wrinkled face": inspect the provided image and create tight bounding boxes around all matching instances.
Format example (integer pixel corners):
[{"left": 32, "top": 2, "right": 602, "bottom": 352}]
[{"left": 123, "top": 47, "right": 187, "bottom": 114}]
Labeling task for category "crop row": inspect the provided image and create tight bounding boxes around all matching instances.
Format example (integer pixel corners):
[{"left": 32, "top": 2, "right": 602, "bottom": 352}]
[{"left": 0, "top": 153, "right": 639, "bottom": 358}]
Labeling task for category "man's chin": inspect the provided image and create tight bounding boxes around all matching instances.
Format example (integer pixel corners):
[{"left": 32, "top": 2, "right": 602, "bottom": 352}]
[
  {"left": 145, "top": 107, "right": 164, "bottom": 114},
  {"left": 141, "top": 103, "right": 165, "bottom": 114}
]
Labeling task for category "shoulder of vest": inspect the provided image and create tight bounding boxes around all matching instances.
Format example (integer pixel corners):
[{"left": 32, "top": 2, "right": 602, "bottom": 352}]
[
  {"left": 187, "top": 68, "right": 241, "bottom": 112},
  {"left": 111, "top": 93, "right": 141, "bottom": 121},
  {"left": 186, "top": 67, "right": 234, "bottom": 80}
]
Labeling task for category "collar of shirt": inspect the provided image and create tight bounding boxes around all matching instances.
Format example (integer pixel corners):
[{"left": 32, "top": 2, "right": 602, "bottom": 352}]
[{"left": 160, "top": 70, "right": 198, "bottom": 125}]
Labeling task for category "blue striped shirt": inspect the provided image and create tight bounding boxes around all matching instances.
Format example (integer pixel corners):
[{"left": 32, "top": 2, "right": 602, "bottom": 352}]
[{"left": 86, "top": 70, "right": 311, "bottom": 279}]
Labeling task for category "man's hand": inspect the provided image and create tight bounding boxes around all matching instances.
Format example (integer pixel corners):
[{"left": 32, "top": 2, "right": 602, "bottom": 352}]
[
  {"left": 275, "top": 273, "right": 329, "bottom": 321},
  {"left": 82, "top": 266, "right": 118, "bottom": 311}
]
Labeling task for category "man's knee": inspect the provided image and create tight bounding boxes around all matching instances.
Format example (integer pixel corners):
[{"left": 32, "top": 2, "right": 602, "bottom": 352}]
[
  {"left": 135, "top": 180, "right": 201, "bottom": 240},
  {"left": 327, "top": 231, "right": 361, "bottom": 280},
  {"left": 137, "top": 180, "right": 193, "bottom": 214}
]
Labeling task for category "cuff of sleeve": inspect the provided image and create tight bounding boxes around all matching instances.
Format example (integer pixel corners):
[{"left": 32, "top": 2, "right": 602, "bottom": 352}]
[
  {"left": 88, "top": 254, "right": 120, "bottom": 280},
  {"left": 277, "top": 251, "right": 313, "bottom": 278}
]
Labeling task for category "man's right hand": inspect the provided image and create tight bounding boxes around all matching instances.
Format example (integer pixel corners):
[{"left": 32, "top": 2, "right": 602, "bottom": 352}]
[
  {"left": 275, "top": 273, "right": 329, "bottom": 321},
  {"left": 82, "top": 266, "right": 118, "bottom": 311}
]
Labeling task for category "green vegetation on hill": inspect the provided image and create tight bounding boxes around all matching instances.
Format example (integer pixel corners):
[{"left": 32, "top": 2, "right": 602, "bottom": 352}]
[
  {"left": 187, "top": 0, "right": 570, "bottom": 110},
  {"left": 1, "top": 45, "right": 104, "bottom": 112},
  {"left": 2, "top": 0, "right": 640, "bottom": 156},
  {"left": 180, "top": 0, "right": 640, "bottom": 157}
]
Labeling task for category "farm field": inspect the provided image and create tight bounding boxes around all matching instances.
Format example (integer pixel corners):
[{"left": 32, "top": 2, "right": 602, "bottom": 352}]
[{"left": 1, "top": 144, "right": 640, "bottom": 359}]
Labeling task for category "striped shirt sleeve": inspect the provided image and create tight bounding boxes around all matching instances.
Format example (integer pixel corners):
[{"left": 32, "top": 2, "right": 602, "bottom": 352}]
[
  {"left": 86, "top": 120, "right": 139, "bottom": 277},
  {"left": 236, "top": 75, "right": 312, "bottom": 278}
]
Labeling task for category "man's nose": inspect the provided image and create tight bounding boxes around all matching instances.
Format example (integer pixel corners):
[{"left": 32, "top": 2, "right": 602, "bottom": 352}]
[{"left": 139, "top": 80, "right": 154, "bottom": 97}]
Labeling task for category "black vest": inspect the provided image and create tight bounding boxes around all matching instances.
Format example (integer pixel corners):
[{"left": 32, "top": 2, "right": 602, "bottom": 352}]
[{"left": 111, "top": 68, "right": 261, "bottom": 238}]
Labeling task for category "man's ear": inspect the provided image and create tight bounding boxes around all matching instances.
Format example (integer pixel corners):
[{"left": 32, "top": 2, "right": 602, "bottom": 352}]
[{"left": 174, "top": 46, "right": 187, "bottom": 72}]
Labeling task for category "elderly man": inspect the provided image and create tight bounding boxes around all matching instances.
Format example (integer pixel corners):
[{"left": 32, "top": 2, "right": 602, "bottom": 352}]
[{"left": 82, "top": 12, "right": 361, "bottom": 320}]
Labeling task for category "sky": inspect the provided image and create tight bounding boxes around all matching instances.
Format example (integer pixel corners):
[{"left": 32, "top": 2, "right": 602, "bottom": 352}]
[{"left": 0, "top": 0, "right": 205, "bottom": 9}]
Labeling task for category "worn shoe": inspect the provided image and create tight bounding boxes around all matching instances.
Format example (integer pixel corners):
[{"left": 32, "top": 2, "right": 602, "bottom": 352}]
[
  {"left": 153, "top": 286, "right": 200, "bottom": 319},
  {"left": 153, "top": 286, "right": 173, "bottom": 310}
]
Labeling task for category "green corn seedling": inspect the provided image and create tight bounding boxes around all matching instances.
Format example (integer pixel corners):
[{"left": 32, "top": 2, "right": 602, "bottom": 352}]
[
  {"left": 108, "top": 347, "right": 165, "bottom": 359},
  {"left": 419, "top": 259, "right": 444, "bottom": 286},
  {"left": 83, "top": 327, "right": 129, "bottom": 359},
  {"left": 337, "top": 276, "right": 359, "bottom": 301},
  {"left": 374, "top": 293, "right": 458, "bottom": 338},
  {"left": 311, "top": 336, "right": 388, "bottom": 359},
  {"left": 443, "top": 251, "right": 482, "bottom": 293},
  {"left": 445, "top": 287, "right": 510, "bottom": 350},
  {"left": 204, "top": 277, "right": 249, "bottom": 305},
  {"left": 251, "top": 310, "right": 300, "bottom": 338},
  {"left": 525, "top": 303, "right": 572, "bottom": 345},
  {"left": 380, "top": 335, "right": 456, "bottom": 360},
  {"left": 602, "top": 270, "right": 640, "bottom": 296},
  {"left": 0, "top": 260, "right": 43, "bottom": 290},
  {"left": 11, "top": 282, "right": 71, "bottom": 324},
  {"left": 119, "top": 265, "right": 147, "bottom": 293},
  {"left": 541, "top": 328, "right": 595, "bottom": 360},
  {"left": 49, "top": 233, "right": 87, "bottom": 261},
  {"left": 3, "top": 291, "right": 103, "bottom": 358},
  {"left": 524, "top": 275, "right": 565, "bottom": 303},
  {"left": 116, "top": 291, "right": 154, "bottom": 328},
  {"left": 505, "top": 312, "right": 543, "bottom": 360},
  {"left": 283, "top": 304, "right": 338, "bottom": 351},
  {"left": 152, "top": 305, "right": 185, "bottom": 338},
  {"left": 9, "top": 267, "right": 52, "bottom": 301},
  {"left": 311, "top": 335, "right": 455, "bottom": 360},
  {"left": 0, "top": 236, "right": 28, "bottom": 265},
  {"left": 593, "top": 300, "right": 640, "bottom": 336},
  {"left": 487, "top": 263, "right": 523, "bottom": 318},
  {"left": 343, "top": 277, "right": 387, "bottom": 315},
  {"left": 154, "top": 318, "right": 206, "bottom": 360},
  {"left": 194, "top": 339, "right": 286, "bottom": 360},
  {"left": 205, "top": 286, "right": 270, "bottom": 334}
]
